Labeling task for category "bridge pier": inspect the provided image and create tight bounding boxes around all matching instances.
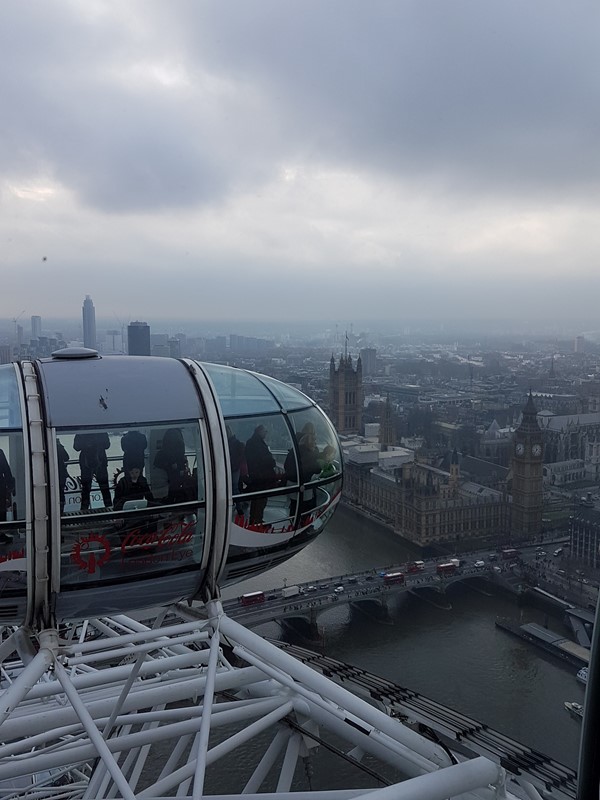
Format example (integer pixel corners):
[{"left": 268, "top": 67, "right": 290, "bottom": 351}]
[
  {"left": 350, "top": 595, "right": 394, "bottom": 624},
  {"left": 280, "top": 612, "right": 321, "bottom": 643}
]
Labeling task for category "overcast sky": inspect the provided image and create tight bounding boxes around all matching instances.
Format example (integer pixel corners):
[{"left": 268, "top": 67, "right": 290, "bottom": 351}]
[{"left": 2, "top": 0, "right": 599, "bottom": 329}]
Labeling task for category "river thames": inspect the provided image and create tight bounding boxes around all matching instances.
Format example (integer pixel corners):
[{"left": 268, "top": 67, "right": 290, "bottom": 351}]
[{"left": 225, "top": 504, "right": 586, "bottom": 771}]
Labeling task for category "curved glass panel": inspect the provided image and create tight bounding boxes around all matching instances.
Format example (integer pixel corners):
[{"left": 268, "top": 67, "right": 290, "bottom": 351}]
[
  {"left": 0, "top": 365, "right": 22, "bottom": 429},
  {"left": 287, "top": 408, "right": 342, "bottom": 487},
  {"left": 202, "top": 363, "right": 280, "bottom": 417},
  {"left": 251, "top": 372, "right": 314, "bottom": 411},
  {"left": 58, "top": 422, "right": 206, "bottom": 602},
  {"left": 225, "top": 416, "right": 294, "bottom": 529},
  {"left": 0, "top": 432, "right": 25, "bottom": 523},
  {"left": 0, "top": 366, "right": 26, "bottom": 620}
]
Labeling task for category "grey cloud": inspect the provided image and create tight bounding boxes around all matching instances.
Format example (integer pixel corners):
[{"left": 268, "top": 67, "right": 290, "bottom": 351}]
[
  {"left": 2, "top": 0, "right": 599, "bottom": 215},
  {"left": 179, "top": 0, "right": 600, "bottom": 198}
]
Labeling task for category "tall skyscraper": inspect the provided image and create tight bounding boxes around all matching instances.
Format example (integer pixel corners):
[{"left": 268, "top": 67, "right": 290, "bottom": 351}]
[
  {"left": 82, "top": 295, "right": 97, "bottom": 350},
  {"left": 31, "top": 315, "right": 42, "bottom": 340},
  {"left": 359, "top": 347, "right": 377, "bottom": 376},
  {"left": 128, "top": 321, "right": 151, "bottom": 356}
]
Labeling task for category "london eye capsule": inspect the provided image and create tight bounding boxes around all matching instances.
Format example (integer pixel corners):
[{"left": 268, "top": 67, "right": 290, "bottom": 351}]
[{"left": 0, "top": 351, "right": 342, "bottom": 626}]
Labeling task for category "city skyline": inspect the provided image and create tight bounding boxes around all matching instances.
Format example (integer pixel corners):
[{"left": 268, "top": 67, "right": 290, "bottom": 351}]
[{"left": 2, "top": 2, "right": 600, "bottom": 325}]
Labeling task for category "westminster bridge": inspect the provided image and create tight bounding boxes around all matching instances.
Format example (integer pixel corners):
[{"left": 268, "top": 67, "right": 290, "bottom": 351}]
[{"left": 223, "top": 559, "right": 524, "bottom": 634}]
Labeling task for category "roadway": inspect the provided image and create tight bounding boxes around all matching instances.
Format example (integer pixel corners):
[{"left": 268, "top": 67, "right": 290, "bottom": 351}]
[{"left": 225, "top": 539, "right": 598, "bottom": 627}]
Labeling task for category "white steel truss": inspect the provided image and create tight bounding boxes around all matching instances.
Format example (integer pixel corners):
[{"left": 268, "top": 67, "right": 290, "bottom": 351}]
[{"left": 0, "top": 601, "right": 556, "bottom": 800}]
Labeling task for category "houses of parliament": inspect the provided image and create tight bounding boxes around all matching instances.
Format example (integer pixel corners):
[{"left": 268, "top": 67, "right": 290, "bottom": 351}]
[{"left": 328, "top": 353, "right": 543, "bottom": 550}]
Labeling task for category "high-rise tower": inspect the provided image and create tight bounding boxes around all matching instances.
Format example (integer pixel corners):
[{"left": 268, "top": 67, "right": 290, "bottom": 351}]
[
  {"left": 82, "top": 296, "right": 97, "bottom": 350},
  {"left": 359, "top": 347, "right": 377, "bottom": 377},
  {"left": 128, "top": 321, "right": 151, "bottom": 356},
  {"left": 510, "top": 392, "right": 543, "bottom": 541},
  {"left": 379, "top": 395, "right": 396, "bottom": 448},
  {"left": 31, "top": 315, "right": 42, "bottom": 340}
]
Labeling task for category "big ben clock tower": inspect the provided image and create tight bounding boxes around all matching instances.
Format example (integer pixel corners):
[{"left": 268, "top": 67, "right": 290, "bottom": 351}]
[{"left": 511, "top": 392, "right": 543, "bottom": 541}]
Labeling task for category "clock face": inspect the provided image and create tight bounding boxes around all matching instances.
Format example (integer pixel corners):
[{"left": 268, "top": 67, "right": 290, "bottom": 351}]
[
  {"left": 515, "top": 443, "right": 525, "bottom": 456},
  {"left": 532, "top": 443, "right": 542, "bottom": 456}
]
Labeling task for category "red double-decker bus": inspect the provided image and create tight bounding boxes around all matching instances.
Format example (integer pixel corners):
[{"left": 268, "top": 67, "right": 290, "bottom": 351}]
[
  {"left": 436, "top": 562, "right": 457, "bottom": 576},
  {"left": 240, "top": 591, "right": 266, "bottom": 606},
  {"left": 501, "top": 548, "right": 518, "bottom": 561},
  {"left": 383, "top": 572, "right": 405, "bottom": 585}
]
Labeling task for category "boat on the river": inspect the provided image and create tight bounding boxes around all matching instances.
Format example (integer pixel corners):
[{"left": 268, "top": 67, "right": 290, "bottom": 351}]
[
  {"left": 577, "top": 666, "right": 588, "bottom": 684},
  {"left": 564, "top": 700, "right": 584, "bottom": 720}
]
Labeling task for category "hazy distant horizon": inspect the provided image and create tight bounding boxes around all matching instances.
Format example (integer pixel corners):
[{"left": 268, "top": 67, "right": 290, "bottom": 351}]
[{"left": 2, "top": 315, "right": 599, "bottom": 345}]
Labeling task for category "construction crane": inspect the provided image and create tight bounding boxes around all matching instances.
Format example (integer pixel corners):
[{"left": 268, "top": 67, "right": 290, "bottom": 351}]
[{"left": 11, "top": 309, "right": 25, "bottom": 340}]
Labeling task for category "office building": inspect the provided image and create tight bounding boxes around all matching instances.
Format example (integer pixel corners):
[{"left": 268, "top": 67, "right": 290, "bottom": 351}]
[
  {"left": 31, "top": 316, "right": 42, "bottom": 341},
  {"left": 359, "top": 347, "right": 377, "bottom": 377},
  {"left": 82, "top": 296, "right": 97, "bottom": 350},
  {"left": 128, "top": 321, "right": 151, "bottom": 356}
]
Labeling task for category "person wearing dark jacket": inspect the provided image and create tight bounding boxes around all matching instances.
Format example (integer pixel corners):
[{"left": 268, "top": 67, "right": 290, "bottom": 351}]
[
  {"left": 298, "top": 433, "right": 323, "bottom": 513},
  {"left": 57, "top": 439, "right": 70, "bottom": 514},
  {"left": 113, "top": 467, "right": 154, "bottom": 511},
  {"left": 153, "top": 428, "right": 195, "bottom": 504},
  {"left": 120, "top": 430, "right": 148, "bottom": 474},
  {"left": 74, "top": 432, "right": 112, "bottom": 510},
  {"left": 0, "top": 448, "right": 15, "bottom": 523},
  {"left": 245, "top": 425, "right": 278, "bottom": 525},
  {"left": 227, "top": 426, "right": 247, "bottom": 514}
]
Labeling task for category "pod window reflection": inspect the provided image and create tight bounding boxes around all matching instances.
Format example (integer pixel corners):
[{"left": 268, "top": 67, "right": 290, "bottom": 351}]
[{"left": 0, "top": 354, "right": 342, "bottom": 626}]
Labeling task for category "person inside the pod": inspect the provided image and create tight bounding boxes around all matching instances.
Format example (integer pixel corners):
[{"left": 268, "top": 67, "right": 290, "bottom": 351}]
[
  {"left": 113, "top": 465, "right": 154, "bottom": 511},
  {"left": 56, "top": 439, "right": 70, "bottom": 514},
  {"left": 297, "top": 432, "right": 324, "bottom": 513},
  {"left": 120, "top": 430, "right": 148, "bottom": 474},
  {"left": 0, "top": 448, "right": 15, "bottom": 542},
  {"left": 153, "top": 428, "right": 196, "bottom": 504},
  {"left": 245, "top": 424, "right": 281, "bottom": 525},
  {"left": 73, "top": 432, "right": 112, "bottom": 511},
  {"left": 226, "top": 425, "right": 247, "bottom": 516},
  {"left": 319, "top": 445, "right": 338, "bottom": 479}
]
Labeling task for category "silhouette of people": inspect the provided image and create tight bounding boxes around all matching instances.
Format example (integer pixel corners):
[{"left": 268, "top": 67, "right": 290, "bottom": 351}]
[
  {"left": 120, "top": 430, "right": 148, "bottom": 474},
  {"left": 0, "top": 448, "right": 15, "bottom": 526},
  {"left": 56, "top": 439, "right": 70, "bottom": 514},
  {"left": 285, "top": 428, "right": 330, "bottom": 517},
  {"left": 226, "top": 425, "right": 247, "bottom": 514},
  {"left": 245, "top": 425, "right": 279, "bottom": 525},
  {"left": 319, "top": 445, "right": 337, "bottom": 479},
  {"left": 153, "top": 428, "right": 195, "bottom": 504},
  {"left": 73, "top": 432, "right": 112, "bottom": 510},
  {"left": 113, "top": 466, "right": 154, "bottom": 511},
  {"left": 298, "top": 432, "right": 322, "bottom": 480}
]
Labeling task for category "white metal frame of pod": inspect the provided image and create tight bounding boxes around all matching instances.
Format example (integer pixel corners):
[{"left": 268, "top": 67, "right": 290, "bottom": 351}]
[{"left": 0, "top": 351, "right": 233, "bottom": 630}]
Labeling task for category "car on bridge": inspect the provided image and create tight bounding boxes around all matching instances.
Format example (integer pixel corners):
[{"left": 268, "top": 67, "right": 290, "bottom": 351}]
[
  {"left": 334, "top": 586, "right": 345, "bottom": 593},
  {"left": 474, "top": 560, "right": 485, "bottom": 569}
]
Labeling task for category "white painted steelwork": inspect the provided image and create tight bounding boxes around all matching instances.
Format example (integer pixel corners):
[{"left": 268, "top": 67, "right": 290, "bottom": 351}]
[{"left": 0, "top": 599, "right": 541, "bottom": 800}]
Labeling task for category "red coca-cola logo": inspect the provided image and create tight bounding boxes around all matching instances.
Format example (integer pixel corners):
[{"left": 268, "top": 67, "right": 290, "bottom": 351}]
[
  {"left": 72, "top": 534, "right": 111, "bottom": 574},
  {"left": 120, "top": 518, "right": 195, "bottom": 555}
]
